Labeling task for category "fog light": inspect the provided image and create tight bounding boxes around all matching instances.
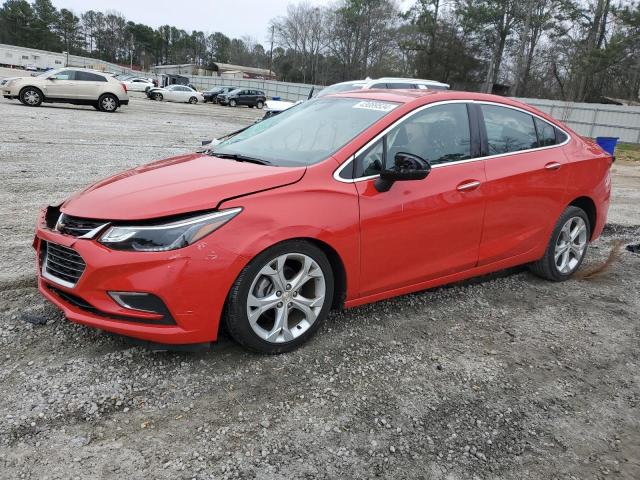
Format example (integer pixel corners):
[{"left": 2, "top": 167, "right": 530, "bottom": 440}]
[{"left": 108, "top": 291, "right": 169, "bottom": 315}]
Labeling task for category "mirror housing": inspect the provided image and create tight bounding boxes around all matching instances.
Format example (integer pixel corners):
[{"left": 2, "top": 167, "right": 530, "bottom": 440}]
[{"left": 374, "top": 152, "right": 431, "bottom": 192}]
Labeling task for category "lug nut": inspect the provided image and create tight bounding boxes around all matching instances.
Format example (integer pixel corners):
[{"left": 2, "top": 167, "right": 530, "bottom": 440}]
[
  {"left": 276, "top": 291, "right": 282, "bottom": 297},
  {"left": 277, "top": 302, "right": 283, "bottom": 308},
  {"left": 286, "top": 283, "right": 292, "bottom": 290},
  {"left": 293, "top": 291, "right": 298, "bottom": 297}
]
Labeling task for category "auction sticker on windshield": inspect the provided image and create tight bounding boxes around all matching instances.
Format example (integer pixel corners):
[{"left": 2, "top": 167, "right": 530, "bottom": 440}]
[{"left": 352, "top": 101, "right": 397, "bottom": 112}]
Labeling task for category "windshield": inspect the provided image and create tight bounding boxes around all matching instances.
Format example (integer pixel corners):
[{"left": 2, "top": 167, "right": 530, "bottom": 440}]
[
  {"left": 211, "top": 97, "right": 398, "bottom": 166},
  {"left": 317, "top": 82, "right": 365, "bottom": 97}
]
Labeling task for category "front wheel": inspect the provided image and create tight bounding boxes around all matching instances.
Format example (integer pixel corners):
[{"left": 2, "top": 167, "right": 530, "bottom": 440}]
[
  {"left": 224, "top": 241, "right": 334, "bottom": 354},
  {"left": 20, "top": 87, "right": 43, "bottom": 107},
  {"left": 153, "top": 93, "right": 163, "bottom": 101},
  {"left": 256, "top": 100, "right": 264, "bottom": 109},
  {"left": 98, "top": 94, "right": 118, "bottom": 112},
  {"left": 529, "top": 206, "right": 590, "bottom": 281},
  {"left": 229, "top": 99, "right": 237, "bottom": 107},
  {"left": 188, "top": 96, "right": 198, "bottom": 104}
]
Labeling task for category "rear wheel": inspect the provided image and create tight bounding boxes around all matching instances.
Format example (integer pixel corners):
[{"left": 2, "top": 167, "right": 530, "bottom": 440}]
[
  {"left": 529, "top": 206, "right": 590, "bottom": 281},
  {"left": 98, "top": 94, "right": 118, "bottom": 112},
  {"left": 19, "top": 87, "right": 43, "bottom": 107},
  {"left": 224, "top": 241, "right": 334, "bottom": 354},
  {"left": 229, "top": 99, "right": 237, "bottom": 107}
]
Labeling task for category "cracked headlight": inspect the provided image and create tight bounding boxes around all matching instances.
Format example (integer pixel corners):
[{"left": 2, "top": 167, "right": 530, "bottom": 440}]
[{"left": 99, "top": 208, "right": 241, "bottom": 252}]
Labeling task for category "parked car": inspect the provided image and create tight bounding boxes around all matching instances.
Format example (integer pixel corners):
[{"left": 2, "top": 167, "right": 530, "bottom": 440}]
[
  {"left": 122, "top": 77, "right": 155, "bottom": 92},
  {"left": 317, "top": 77, "right": 450, "bottom": 97},
  {"left": 146, "top": 84, "right": 204, "bottom": 104},
  {"left": 33, "top": 90, "right": 611, "bottom": 353},
  {"left": 203, "top": 86, "right": 236, "bottom": 103},
  {"left": 1, "top": 68, "right": 129, "bottom": 112},
  {"left": 24, "top": 64, "right": 38, "bottom": 71},
  {"left": 218, "top": 88, "right": 266, "bottom": 108}
]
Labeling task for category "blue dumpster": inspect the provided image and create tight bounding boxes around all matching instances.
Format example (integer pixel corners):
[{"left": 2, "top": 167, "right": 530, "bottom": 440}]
[{"left": 595, "top": 136, "right": 619, "bottom": 155}]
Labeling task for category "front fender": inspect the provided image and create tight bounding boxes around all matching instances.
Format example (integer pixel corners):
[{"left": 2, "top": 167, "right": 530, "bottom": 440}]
[{"left": 217, "top": 177, "right": 360, "bottom": 301}]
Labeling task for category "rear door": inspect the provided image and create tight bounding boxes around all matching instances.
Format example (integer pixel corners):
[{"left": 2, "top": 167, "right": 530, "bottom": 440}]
[
  {"left": 476, "top": 103, "right": 569, "bottom": 266},
  {"left": 74, "top": 71, "right": 106, "bottom": 100},
  {"left": 353, "top": 102, "right": 487, "bottom": 296}
]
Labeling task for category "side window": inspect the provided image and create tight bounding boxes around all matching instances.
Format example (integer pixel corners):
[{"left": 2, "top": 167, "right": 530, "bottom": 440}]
[
  {"left": 352, "top": 103, "right": 472, "bottom": 177},
  {"left": 370, "top": 83, "right": 387, "bottom": 88},
  {"left": 386, "top": 103, "right": 471, "bottom": 166},
  {"left": 534, "top": 117, "right": 556, "bottom": 147},
  {"left": 355, "top": 139, "right": 385, "bottom": 177},
  {"left": 556, "top": 129, "right": 568, "bottom": 144},
  {"left": 76, "top": 71, "right": 106, "bottom": 82},
  {"left": 481, "top": 105, "right": 538, "bottom": 154},
  {"left": 387, "top": 83, "right": 415, "bottom": 89},
  {"left": 52, "top": 70, "right": 75, "bottom": 80}
]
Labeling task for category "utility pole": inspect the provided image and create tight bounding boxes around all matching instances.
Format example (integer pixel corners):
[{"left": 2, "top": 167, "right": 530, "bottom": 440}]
[{"left": 269, "top": 24, "right": 275, "bottom": 79}]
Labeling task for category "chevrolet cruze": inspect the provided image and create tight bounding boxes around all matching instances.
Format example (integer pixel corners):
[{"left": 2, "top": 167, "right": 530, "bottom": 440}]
[{"left": 34, "top": 90, "right": 612, "bottom": 353}]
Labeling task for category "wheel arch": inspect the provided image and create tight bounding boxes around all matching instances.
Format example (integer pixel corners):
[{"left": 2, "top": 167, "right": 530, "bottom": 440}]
[
  {"left": 19, "top": 85, "right": 44, "bottom": 99},
  {"left": 568, "top": 196, "right": 597, "bottom": 239},
  {"left": 99, "top": 92, "right": 120, "bottom": 105},
  {"left": 227, "top": 236, "right": 348, "bottom": 312}
]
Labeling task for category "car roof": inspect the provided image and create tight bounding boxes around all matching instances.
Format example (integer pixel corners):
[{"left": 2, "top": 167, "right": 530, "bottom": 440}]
[{"left": 326, "top": 89, "right": 553, "bottom": 117}]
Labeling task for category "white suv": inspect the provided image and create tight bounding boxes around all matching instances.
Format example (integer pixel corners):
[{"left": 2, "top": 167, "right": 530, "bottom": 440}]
[
  {"left": 1, "top": 68, "right": 129, "bottom": 112},
  {"left": 317, "top": 77, "right": 450, "bottom": 97}
]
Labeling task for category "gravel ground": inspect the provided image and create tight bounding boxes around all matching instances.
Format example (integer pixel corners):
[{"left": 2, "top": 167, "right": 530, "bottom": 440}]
[{"left": 0, "top": 94, "right": 639, "bottom": 480}]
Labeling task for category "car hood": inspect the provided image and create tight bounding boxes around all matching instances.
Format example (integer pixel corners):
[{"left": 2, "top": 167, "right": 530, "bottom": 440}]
[{"left": 61, "top": 153, "right": 306, "bottom": 220}]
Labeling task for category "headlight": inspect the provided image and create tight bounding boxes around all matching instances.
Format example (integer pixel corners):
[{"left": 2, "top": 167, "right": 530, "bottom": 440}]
[
  {"left": 4, "top": 79, "right": 15, "bottom": 87},
  {"left": 99, "top": 208, "right": 241, "bottom": 252}
]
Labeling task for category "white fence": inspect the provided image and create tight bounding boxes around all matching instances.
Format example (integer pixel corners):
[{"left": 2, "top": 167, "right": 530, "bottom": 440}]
[{"left": 516, "top": 97, "right": 640, "bottom": 144}]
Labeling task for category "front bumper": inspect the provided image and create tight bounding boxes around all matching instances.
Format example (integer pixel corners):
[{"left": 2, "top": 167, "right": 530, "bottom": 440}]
[
  {"left": 120, "top": 99, "right": 129, "bottom": 106},
  {"left": 34, "top": 217, "right": 248, "bottom": 344}
]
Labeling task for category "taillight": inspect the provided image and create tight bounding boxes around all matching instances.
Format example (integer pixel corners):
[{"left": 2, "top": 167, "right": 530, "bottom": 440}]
[{"left": 121, "top": 82, "right": 127, "bottom": 93}]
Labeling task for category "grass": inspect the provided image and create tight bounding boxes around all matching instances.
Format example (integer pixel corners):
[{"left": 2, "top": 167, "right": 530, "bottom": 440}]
[{"left": 615, "top": 143, "right": 640, "bottom": 163}]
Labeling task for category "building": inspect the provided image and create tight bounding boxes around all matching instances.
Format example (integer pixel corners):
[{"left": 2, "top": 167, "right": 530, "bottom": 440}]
[
  {"left": 0, "top": 43, "right": 135, "bottom": 74},
  {"left": 151, "top": 62, "right": 276, "bottom": 80}
]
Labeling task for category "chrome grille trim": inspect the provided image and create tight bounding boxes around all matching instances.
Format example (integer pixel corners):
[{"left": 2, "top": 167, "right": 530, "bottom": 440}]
[
  {"left": 55, "top": 213, "right": 109, "bottom": 239},
  {"left": 42, "top": 241, "right": 86, "bottom": 288}
]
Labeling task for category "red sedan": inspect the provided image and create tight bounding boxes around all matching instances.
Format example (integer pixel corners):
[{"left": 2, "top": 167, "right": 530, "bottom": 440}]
[{"left": 34, "top": 90, "right": 612, "bottom": 353}]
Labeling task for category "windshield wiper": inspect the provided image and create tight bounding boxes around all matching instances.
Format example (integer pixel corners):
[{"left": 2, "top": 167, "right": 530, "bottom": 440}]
[{"left": 211, "top": 152, "right": 271, "bottom": 165}]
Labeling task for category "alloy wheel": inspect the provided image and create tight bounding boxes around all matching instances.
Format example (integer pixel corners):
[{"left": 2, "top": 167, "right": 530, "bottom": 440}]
[
  {"left": 554, "top": 216, "right": 588, "bottom": 274},
  {"left": 101, "top": 96, "right": 117, "bottom": 111},
  {"left": 23, "top": 89, "right": 40, "bottom": 105},
  {"left": 246, "top": 253, "right": 326, "bottom": 344}
]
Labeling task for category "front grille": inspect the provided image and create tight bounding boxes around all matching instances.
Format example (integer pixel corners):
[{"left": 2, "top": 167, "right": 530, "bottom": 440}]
[
  {"left": 43, "top": 241, "right": 86, "bottom": 286},
  {"left": 56, "top": 213, "right": 106, "bottom": 237}
]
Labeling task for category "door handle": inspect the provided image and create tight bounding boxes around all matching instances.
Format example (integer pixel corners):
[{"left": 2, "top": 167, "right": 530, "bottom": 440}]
[
  {"left": 544, "top": 162, "right": 562, "bottom": 170},
  {"left": 456, "top": 180, "right": 481, "bottom": 192}
]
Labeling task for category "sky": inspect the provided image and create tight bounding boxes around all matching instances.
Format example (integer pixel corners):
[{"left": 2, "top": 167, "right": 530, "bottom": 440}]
[{"left": 50, "top": 0, "right": 337, "bottom": 45}]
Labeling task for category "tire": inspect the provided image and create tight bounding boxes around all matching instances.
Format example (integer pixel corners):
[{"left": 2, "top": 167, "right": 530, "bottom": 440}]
[
  {"left": 188, "top": 96, "right": 198, "bottom": 104},
  {"left": 224, "top": 240, "right": 334, "bottom": 354},
  {"left": 256, "top": 100, "right": 264, "bottom": 109},
  {"left": 529, "top": 206, "right": 590, "bottom": 281},
  {"left": 229, "top": 99, "right": 237, "bottom": 107},
  {"left": 154, "top": 93, "right": 163, "bottom": 101},
  {"left": 98, "top": 94, "right": 118, "bottom": 112},
  {"left": 145, "top": 86, "right": 150, "bottom": 93},
  {"left": 19, "top": 87, "right": 43, "bottom": 107}
]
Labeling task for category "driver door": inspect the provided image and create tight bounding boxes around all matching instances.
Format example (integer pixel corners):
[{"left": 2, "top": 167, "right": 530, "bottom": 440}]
[
  {"left": 44, "top": 69, "right": 77, "bottom": 99},
  {"left": 355, "top": 102, "right": 487, "bottom": 297}
]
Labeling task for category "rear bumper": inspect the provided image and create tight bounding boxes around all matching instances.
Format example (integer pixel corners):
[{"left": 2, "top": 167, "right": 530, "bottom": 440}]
[
  {"left": 120, "top": 99, "right": 129, "bottom": 106},
  {"left": 34, "top": 219, "right": 247, "bottom": 344}
]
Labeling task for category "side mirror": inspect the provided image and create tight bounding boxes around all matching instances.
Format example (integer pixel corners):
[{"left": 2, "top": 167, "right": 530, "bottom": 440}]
[
  {"left": 47, "top": 76, "right": 56, "bottom": 81},
  {"left": 374, "top": 152, "right": 431, "bottom": 193}
]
